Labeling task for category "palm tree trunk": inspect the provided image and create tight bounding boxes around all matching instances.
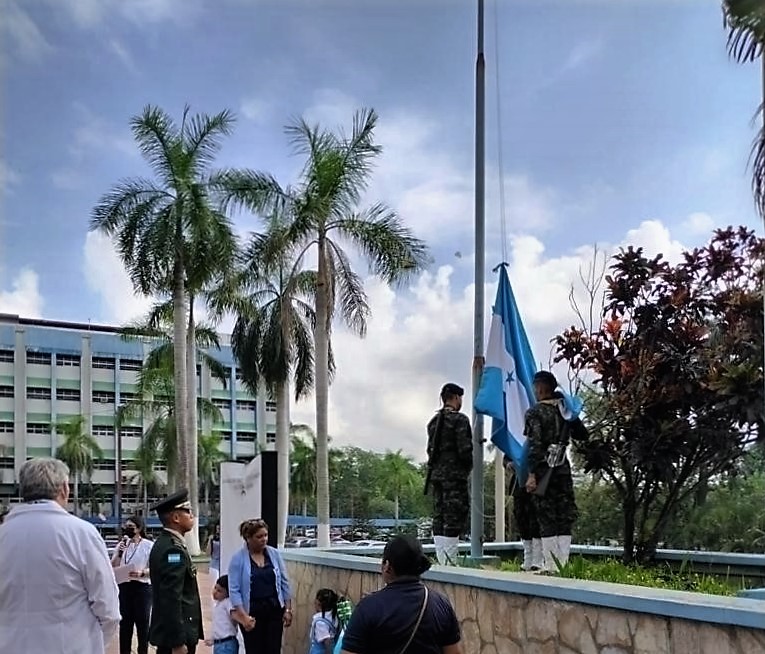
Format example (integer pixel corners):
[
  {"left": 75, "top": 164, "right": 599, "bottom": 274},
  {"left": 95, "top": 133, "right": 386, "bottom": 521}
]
[
  {"left": 275, "top": 380, "right": 290, "bottom": 547},
  {"left": 185, "top": 300, "right": 201, "bottom": 555},
  {"left": 314, "top": 237, "right": 331, "bottom": 548},
  {"left": 173, "top": 262, "right": 190, "bottom": 494},
  {"left": 394, "top": 494, "right": 400, "bottom": 526},
  {"left": 302, "top": 498, "right": 308, "bottom": 517}
]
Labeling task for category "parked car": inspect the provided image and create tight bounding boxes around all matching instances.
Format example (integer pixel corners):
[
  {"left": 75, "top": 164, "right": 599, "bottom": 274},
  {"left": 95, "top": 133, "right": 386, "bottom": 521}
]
[{"left": 351, "top": 540, "right": 386, "bottom": 548}]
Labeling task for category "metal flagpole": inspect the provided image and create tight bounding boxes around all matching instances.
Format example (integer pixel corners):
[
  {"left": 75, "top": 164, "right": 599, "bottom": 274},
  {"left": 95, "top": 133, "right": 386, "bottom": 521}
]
[{"left": 470, "top": 0, "right": 486, "bottom": 561}]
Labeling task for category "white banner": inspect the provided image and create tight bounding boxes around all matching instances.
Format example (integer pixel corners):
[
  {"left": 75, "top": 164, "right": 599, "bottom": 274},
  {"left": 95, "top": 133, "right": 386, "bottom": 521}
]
[{"left": 219, "top": 458, "right": 262, "bottom": 576}]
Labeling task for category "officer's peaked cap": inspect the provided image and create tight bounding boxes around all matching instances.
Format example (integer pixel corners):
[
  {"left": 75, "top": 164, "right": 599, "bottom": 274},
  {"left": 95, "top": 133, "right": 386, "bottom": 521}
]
[
  {"left": 533, "top": 371, "right": 558, "bottom": 389},
  {"left": 440, "top": 382, "right": 464, "bottom": 398},
  {"left": 151, "top": 488, "right": 191, "bottom": 514}
]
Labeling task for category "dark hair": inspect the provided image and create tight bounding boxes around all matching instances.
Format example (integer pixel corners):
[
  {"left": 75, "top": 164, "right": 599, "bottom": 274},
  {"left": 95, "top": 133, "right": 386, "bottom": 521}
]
[
  {"left": 533, "top": 370, "right": 558, "bottom": 391},
  {"left": 383, "top": 535, "right": 431, "bottom": 577},
  {"left": 316, "top": 588, "right": 339, "bottom": 621},
  {"left": 216, "top": 575, "right": 229, "bottom": 594},
  {"left": 125, "top": 515, "right": 145, "bottom": 536},
  {"left": 240, "top": 518, "right": 268, "bottom": 540}
]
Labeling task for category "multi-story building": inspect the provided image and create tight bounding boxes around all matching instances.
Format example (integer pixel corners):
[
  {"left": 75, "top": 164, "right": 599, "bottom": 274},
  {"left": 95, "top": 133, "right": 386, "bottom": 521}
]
[{"left": 0, "top": 313, "right": 277, "bottom": 513}]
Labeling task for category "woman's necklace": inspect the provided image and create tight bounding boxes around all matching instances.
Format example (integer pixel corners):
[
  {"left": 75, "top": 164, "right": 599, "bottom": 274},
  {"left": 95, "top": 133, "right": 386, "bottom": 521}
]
[{"left": 124, "top": 538, "right": 141, "bottom": 565}]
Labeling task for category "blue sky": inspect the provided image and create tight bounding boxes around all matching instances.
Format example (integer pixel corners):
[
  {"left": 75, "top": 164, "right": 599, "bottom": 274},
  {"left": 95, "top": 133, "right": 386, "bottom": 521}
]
[{"left": 0, "top": 0, "right": 761, "bottom": 454}]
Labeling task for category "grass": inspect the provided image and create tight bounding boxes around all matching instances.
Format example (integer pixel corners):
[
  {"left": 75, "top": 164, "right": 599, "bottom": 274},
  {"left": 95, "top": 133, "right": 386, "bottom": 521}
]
[{"left": 496, "top": 556, "right": 744, "bottom": 596}]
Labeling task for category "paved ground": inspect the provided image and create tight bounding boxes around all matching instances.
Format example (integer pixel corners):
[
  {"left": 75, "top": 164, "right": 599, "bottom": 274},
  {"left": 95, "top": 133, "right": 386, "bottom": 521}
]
[{"left": 106, "top": 566, "right": 215, "bottom": 654}]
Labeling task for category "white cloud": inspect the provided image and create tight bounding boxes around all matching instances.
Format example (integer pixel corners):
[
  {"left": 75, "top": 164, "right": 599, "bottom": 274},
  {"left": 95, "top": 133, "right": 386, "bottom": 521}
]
[
  {"left": 109, "top": 39, "right": 138, "bottom": 74},
  {"left": 0, "top": 269, "right": 43, "bottom": 317},
  {"left": 82, "top": 232, "right": 154, "bottom": 324},
  {"left": 0, "top": 1, "right": 53, "bottom": 63},
  {"left": 622, "top": 219, "right": 686, "bottom": 264},
  {"left": 68, "top": 104, "right": 136, "bottom": 160},
  {"left": 52, "top": 0, "right": 202, "bottom": 28},
  {"left": 240, "top": 98, "right": 272, "bottom": 124},
  {"left": 561, "top": 39, "right": 604, "bottom": 74},
  {"left": 682, "top": 212, "right": 715, "bottom": 235}
]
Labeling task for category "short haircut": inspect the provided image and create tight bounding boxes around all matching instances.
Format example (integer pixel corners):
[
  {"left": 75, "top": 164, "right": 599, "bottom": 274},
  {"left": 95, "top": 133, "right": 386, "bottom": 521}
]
[
  {"left": 19, "top": 458, "right": 69, "bottom": 502},
  {"left": 240, "top": 518, "right": 268, "bottom": 540},
  {"left": 383, "top": 535, "right": 432, "bottom": 577},
  {"left": 216, "top": 574, "right": 229, "bottom": 593}
]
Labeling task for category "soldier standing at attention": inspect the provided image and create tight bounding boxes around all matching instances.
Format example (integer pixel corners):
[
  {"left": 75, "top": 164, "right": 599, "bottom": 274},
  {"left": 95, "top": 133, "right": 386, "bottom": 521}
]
[
  {"left": 524, "top": 371, "right": 578, "bottom": 573},
  {"left": 149, "top": 489, "right": 204, "bottom": 654},
  {"left": 425, "top": 383, "right": 473, "bottom": 565}
]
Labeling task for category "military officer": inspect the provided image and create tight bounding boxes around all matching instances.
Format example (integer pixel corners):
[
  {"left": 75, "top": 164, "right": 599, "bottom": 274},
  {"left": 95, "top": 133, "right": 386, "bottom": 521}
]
[
  {"left": 425, "top": 382, "right": 473, "bottom": 565},
  {"left": 148, "top": 489, "right": 203, "bottom": 654}
]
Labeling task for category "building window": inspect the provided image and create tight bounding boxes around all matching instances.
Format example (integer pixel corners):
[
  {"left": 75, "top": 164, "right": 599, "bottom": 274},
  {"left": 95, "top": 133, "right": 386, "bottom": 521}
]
[
  {"left": 26, "top": 387, "right": 51, "bottom": 400},
  {"left": 93, "top": 425, "right": 114, "bottom": 438},
  {"left": 265, "top": 432, "right": 276, "bottom": 445},
  {"left": 0, "top": 457, "right": 13, "bottom": 469},
  {"left": 0, "top": 386, "right": 13, "bottom": 398},
  {"left": 55, "top": 388, "right": 80, "bottom": 401},
  {"left": 119, "top": 359, "right": 142, "bottom": 372},
  {"left": 28, "top": 423, "right": 50, "bottom": 434},
  {"left": 196, "top": 364, "right": 201, "bottom": 376},
  {"left": 92, "top": 357, "right": 115, "bottom": 370},
  {"left": 212, "top": 398, "right": 231, "bottom": 410},
  {"left": 238, "top": 431, "right": 257, "bottom": 442},
  {"left": 235, "top": 368, "right": 245, "bottom": 382},
  {"left": 220, "top": 430, "right": 232, "bottom": 441},
  {"left": 119, "top": 391, "right": 137, "bottom": 402},
  {"left": 93, "top": 460, "right": 116, "bottom": 470},
  {"left": 265, "top": 401, "right": 276, "bottom": 411},
  {"left": 56, "top": 354, "right": 81, "bottom": 367},
  {"left": 120, "top": 426, "right": 142, "bottom": 438},
  {"left": 238, "top": 400, "right": 256, "bottom": 412},
  {"left": 26, "top": 351, "right": 51, "bottom": 365},
  {"left": 92, "top": 391, "right": 116, "bottom": 404},
  {"left": 0, "top": 422, "right": 12, "bottom": 433},
  {"left": 0, "top": 350, "right": 13, "bottom": 363}
]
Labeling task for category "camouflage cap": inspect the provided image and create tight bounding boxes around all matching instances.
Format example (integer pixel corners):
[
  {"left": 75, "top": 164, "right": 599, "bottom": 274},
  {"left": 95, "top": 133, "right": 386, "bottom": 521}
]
[{"left": 440, "top": 382, "right": 464, "bottom": 398}]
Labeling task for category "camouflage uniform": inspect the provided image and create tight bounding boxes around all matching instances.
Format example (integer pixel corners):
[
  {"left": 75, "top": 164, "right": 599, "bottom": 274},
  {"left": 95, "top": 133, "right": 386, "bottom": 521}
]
[
  {"left": 524, "top": 400, "right": 577, "bottom": 537},
  {"left": 427, "top": 407, "right": 473, "bottom": 537},
  {"left": 506, "top": 463, "right": 540, "bottom": 540}
]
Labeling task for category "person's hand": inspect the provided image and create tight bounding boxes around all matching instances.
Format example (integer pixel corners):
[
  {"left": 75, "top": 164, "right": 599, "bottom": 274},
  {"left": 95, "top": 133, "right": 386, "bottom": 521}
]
[
  {"left": 525, "top": 474, "right": 537, "bottom": 493},
  {"left": 171, "top": 646, "right": 188, "bottom": 654},
  {"left": 117, "top": 539, "right": 128, "bottom": 554},
  {"left": 283, "top": 609, "right": 293, "bottom": 627},
  {"left": 203, "top": 638, "right": 213, "bottom": 647},
  {"left": 244, "top": 616, "right": 256, "bottom": 631},
  {"left": 128, "top": 569, "right": 142, "bottom": 578}
]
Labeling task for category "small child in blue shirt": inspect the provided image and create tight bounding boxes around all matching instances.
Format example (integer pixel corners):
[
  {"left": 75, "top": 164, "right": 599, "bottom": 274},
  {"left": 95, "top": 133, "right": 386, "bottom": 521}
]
[{"left": 309, "top": 588, "right": 339, "bottom": 654}]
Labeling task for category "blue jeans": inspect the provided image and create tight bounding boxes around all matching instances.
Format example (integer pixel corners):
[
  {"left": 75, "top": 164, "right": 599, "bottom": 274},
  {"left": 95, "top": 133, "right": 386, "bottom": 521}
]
[{"left": 214, "top": 638, "right": 239, "bottom": 654}]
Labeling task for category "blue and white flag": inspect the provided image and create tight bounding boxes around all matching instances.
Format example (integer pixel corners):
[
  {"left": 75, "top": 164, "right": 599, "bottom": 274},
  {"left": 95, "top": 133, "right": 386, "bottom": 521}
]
[{"left": 474, "top": 265, "right": 537, "bottom": 484}]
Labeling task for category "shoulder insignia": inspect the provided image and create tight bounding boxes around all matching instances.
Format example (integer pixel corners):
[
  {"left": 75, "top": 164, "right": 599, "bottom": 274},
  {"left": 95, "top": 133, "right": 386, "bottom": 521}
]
[{"left": 167, "top": 552, "right": 182, "bottom": 564}]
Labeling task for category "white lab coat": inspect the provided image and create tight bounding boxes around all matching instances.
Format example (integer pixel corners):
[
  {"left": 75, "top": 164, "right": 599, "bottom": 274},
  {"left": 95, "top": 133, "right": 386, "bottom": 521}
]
[{"left": 0, "top": 500, "right": 121, "bottom": 654}]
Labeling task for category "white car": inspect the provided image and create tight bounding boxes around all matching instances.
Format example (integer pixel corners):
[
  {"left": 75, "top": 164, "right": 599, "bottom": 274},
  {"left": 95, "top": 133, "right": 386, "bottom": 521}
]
[{"left": 352, "top": 540, "right": 386, "bottom": 547}]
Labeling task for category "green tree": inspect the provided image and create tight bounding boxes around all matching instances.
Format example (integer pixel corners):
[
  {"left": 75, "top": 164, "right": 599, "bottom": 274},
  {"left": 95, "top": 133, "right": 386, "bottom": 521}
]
[
  {"left": 198, "top": 433, "right": 226, "bottom": 514},
  {"left": 290, "top": 425, "right": 317, "bottom": 517},
  {"left": 55, "top": 416, "right": 103, "bottom": 516},
  {"left": 380, "top": 450, "right": 420, "bottom": 525},
  {"left": 220, "top": 109, "right": 429, "bottom": 546},
  {"left": 130, "top": 441, "right": 161, "bottom": 517},
  {"left": 91, "top": 105, "right": 238, "bottom": 554},
  {"left": 224, "top": 220, "right": 320, "bottom": 546}
]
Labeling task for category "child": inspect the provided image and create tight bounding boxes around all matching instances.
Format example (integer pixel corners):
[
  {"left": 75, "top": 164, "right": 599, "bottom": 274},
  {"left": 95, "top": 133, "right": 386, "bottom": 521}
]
[
  {"left": 205, "top": 575, "right": 252, "bottom": 654},
  {"left": 309, "top": 588, "right": 339, "bottom": 654}
]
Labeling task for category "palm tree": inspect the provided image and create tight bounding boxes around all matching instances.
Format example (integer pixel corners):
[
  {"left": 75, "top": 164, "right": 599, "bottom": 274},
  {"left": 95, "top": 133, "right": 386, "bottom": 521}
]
[
  {"left": 225, "top": 221, "right": 321, "bottom": 547},
  {"left": 723, "top": 1, "right": 765, "bottom": 214},
  {"left": 55, "top": 416, "right": 103, "bottom": 515},
  {"left": 218, "top": 109, "right": 430, "bottom": 545},
  {"left": 198, "top": 433, "right": 226, "bottom": 514},
  {"left": 130, "top": 442, "right": 161, "bottom": 517},
  {"left": 290, "top": 424, "right": 318, "bottom": 517},
  {"left": 91, "top": 105, "right": 238, "bottom": 553},
  {"left": 380, "top": 450, "right": 420, "bottom": 525}
]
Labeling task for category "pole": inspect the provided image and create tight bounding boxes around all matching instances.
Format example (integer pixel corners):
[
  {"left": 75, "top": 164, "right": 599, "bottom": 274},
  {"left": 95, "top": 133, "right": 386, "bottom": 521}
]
[
  {"left": 470, "top": 0, "right": 486, "bottom": 561},
  {"left": 494, "top": 450, "right": 505, "bottom": 541}
]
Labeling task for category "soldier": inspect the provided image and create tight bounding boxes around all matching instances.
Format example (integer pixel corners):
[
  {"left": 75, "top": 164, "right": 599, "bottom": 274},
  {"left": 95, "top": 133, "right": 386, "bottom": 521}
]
[
  {"left": 503, "top": 456, "right": 542, "bottom": 571},
  {"left": 425, "top": 382, "right": 473, "bottom": 565},
  {"left": 148, "top": 489, "right": 204, "bottom": 654},
  {"left": 524, "top": 371, "right": 578, "bottom": 573}
]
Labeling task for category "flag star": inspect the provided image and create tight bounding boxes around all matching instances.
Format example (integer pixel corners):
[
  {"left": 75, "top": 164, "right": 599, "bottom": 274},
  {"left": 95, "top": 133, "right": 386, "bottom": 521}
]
[{"left": 506, "top": 370, "right": 515, "bottom": 384}]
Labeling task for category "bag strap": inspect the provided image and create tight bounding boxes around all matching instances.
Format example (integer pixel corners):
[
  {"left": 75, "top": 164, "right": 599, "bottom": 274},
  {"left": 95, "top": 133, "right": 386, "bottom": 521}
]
[{"left": 398, "top": 586, "right": 429, "bottom": 654}]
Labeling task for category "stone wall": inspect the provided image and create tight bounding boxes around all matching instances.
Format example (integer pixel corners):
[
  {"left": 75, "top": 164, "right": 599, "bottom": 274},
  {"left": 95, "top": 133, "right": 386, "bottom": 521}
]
[{"left": 281, "top": 556, "right": 765, "bottom": 654}]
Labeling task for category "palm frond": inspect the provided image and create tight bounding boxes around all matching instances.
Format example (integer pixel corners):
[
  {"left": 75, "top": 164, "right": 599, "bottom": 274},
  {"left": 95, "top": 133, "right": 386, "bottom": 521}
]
[
  {"left": 333, "top": 203, "right": 430, "bottom": 285},
  {"left": 326, "top": 239, "right": 369, "bottom": 336},
  {"left": 724, "top": 0, "right": 765, "bottom": 63},
  {"left": 200, "top": 351, "right": 229, "bottom": 387},
  {"left": 750, "top": 103, "right": 765, "bottom": 219},
  {"left": 130, "top": 105, "right": 181, "bottom": 189},
  {"left": 210, "top": 168, "right": 289, "bottom": 217},
  {"left": 90, "top": 180, "right": 171, "bottom": 235},
  {"left": 184, "top": 109, "right": 236, "bottom": 175}
]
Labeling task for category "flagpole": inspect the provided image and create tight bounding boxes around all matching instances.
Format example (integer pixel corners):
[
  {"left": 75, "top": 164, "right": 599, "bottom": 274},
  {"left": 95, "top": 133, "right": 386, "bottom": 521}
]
[{"left": 470, "top": 0, "right": 486, "bottom": 561}]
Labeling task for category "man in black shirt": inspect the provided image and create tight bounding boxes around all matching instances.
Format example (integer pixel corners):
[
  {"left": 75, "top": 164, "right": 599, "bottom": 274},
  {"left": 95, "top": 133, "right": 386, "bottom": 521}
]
[{"left": 340, "top": 536, "right": 463, "bottom": 654}]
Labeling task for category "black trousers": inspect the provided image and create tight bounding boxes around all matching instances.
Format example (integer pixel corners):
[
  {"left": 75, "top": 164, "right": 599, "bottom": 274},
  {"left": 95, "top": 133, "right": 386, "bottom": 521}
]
[
  {"left": 157, "top": 645, "right": 197, "bottom": 654},
  {"left": 242, "top": 598, "right": 284, "bottom": 654},
  {"left": 119, "top": 581, "right": 152, "bottom": 654}
]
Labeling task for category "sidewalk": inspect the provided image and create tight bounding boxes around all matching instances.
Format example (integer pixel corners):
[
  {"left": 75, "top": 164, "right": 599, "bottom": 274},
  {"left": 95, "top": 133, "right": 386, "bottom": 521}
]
[{"left": 106, "top": 567, "right": 214, "bottom": 654}]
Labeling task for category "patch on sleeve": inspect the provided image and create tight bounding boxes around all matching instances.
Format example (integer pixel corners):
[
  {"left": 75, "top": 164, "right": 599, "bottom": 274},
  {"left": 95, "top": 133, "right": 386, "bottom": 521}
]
[{"left": 167, "top": 552, "right": 182, "bottom": 564}]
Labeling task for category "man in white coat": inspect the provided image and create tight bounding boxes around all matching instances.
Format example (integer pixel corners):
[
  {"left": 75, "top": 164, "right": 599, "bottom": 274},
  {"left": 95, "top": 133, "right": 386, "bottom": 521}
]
[{"left": 0, "top": 457, "right": 121, "bottom": 654}]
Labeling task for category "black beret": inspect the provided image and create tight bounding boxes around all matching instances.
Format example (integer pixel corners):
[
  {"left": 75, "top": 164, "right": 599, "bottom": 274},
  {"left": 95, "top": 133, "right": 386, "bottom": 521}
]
[
  {"left": 440, "top": 383, "right": 464, "bottom": 397},
  {"left": 151, "top": 488, "right": 191, "bottom": 514}
]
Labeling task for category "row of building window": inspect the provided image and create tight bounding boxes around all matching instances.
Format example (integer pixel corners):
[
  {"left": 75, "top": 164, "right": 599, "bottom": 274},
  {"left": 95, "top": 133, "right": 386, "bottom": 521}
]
[{"left": 0, "top": 388, "right": 137, "bottom": 403}]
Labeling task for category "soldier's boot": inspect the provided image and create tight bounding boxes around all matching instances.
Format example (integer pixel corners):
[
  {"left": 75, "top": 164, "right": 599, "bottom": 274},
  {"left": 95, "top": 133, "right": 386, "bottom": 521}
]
[
  {"left": 443, "top": 536, "right": 460, "bottom": 566},
  {"left": 531, "top": 538, "right": 543, "bottom": 570},
  {"left": 557, "top": 535, "right": 572, "bottom": 567},
  {"left": 541, "top": 536, "right": 560, "bottom": 573},
  {"left": 521, "top": 540, "right": 534, "bottom": 571},
  {"left": 433, "top": 536, "right": 447, "bottom": 565}
]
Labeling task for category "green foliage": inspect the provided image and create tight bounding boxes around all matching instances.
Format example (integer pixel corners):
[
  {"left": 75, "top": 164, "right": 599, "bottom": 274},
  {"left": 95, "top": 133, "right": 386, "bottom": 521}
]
[{"left": 555, "top": 228, "right": 764, "bottom": 562}]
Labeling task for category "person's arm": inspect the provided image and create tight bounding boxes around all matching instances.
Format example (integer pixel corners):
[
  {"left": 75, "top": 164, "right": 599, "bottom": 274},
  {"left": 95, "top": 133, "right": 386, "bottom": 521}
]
[
  {"left": 274, "top": 549, "right": 293, "bottom": 624},
  {"left": 206, "top": 536, "right": 213, "bottom": 557},
  {"left": 231, "top": 606, "right": 256, "bottom": 631},
  {"left": 455, "top": 414, "right": 473, "bottom": 471},
  {"left": 337, "top": 601, "right": 369, "bottom": 654},
  {"left": 82, "top": 529, "right": 121, "bottom": 642},
  {"left": 111, "top": 538, "right": 126, "bottom": 567},
  {"left": 227, "top": 550, "right": 244, "bottom": 610},
  {"left": 152, "top": 546, "right": 188, "bottom": 649},
  {"left": 524, "top": 409, "right": 545, "bottom": 491},
  {"left": 442, "top": 644, "right": 464, "bottom": 654}
]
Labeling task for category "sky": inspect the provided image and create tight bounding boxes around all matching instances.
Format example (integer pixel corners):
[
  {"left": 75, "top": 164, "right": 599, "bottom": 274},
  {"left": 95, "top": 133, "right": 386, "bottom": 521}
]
[{"left": 0, "top": 0, "right": 761, "bottom": 460}]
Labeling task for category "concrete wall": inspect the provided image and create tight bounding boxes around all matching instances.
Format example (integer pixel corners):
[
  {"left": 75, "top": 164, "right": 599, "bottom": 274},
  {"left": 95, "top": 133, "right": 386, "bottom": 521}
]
[{"left": 280, "top": 550, "right": 765, "bottom": 654}]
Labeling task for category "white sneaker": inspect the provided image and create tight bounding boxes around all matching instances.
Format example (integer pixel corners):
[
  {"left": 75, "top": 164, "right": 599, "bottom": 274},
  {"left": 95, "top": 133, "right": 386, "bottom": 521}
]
[
  {"left": 521, "top": 540, "right": 534, "bottom": 571},
  {"left": 531, "top": 538, "right": 543, "bottom": 570},
  {"left": 557, "top": 535, "right": 572, "bottom": 567}
]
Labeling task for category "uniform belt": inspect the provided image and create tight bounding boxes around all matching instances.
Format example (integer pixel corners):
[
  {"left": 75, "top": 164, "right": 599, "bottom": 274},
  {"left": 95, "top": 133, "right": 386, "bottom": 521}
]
[{"left": 214, "top": 635, "right": 237, "bottom": 644}]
